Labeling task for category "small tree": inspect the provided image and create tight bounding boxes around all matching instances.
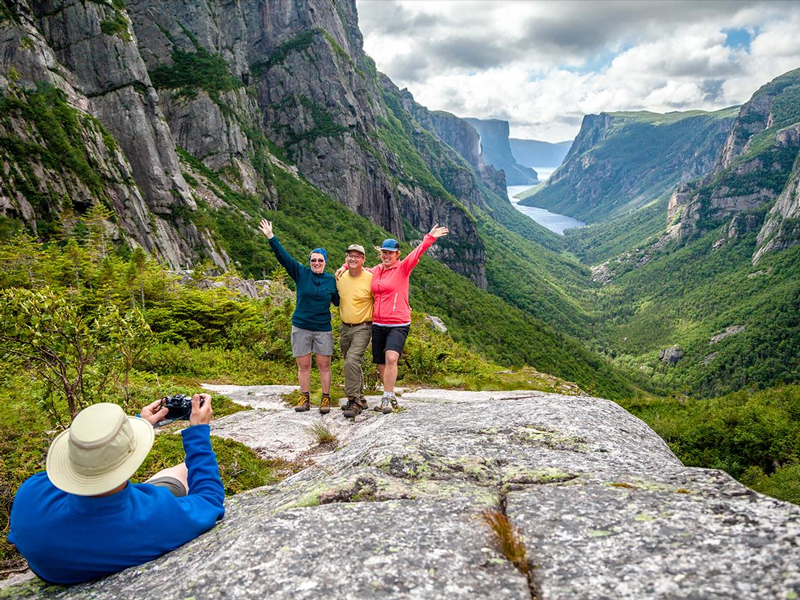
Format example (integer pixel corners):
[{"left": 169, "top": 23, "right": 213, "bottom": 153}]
[
  {"left": 102, "top": 306, "right": 153, "bottom": 412},
  {"left": 0, "top": 232, "right": 45, "bottom": 289},
  {"left": 0, "top": 287, "right": 152, "bottom": 424}
]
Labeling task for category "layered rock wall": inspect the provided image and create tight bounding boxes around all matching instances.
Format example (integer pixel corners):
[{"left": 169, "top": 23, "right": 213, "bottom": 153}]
[{"left": 0, "top": 0, "right": 226, "bottom": 268}]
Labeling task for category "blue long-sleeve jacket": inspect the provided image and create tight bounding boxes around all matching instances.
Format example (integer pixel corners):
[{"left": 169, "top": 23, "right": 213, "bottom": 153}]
[
  {"left": 8, "top": 424, "right": 225, "bottom": 585},
  {"left": 269, "top": 236, "right": 339, "bottom": 331}
]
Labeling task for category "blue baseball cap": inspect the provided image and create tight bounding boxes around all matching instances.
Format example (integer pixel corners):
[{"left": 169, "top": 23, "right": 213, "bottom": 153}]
[
  {"left": 309, "top": 248, "right": 328, "bottom": 262},
  {"left": 380, "top": 238, "right": 400, "bottom": 251}
]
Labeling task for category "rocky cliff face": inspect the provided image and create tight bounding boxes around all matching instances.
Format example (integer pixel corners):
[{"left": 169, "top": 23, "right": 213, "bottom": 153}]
[
  {"left": 668, "top": 68, "right": 800, "bottom": 262},
  {"left": 6, "top": 386, "right": 800, "bottom": 599},
  {"left": 0, "top": 0, "right": 224, "bottom": 268},
  {"left": 464, "top": 118, "right": 538, "bottom": 186},
  {"left": 398, "top": 88, "right": 508, "bottom": 202},
  {"left": 525, "top": 109, "right": 736, "bottom": 223},
  {"left": 754, "top": 154, "right": 800, "bottom": 262},
  {"left": 0, "top": 0, "right": 493, "bottom": 287}
]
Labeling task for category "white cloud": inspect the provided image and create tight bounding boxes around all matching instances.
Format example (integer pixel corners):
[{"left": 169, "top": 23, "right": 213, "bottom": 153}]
[{"left": 357, "top": 1, "right": 800, "bottom": 142}]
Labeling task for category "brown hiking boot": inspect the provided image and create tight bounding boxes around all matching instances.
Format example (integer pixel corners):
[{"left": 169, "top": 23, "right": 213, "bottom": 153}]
[
  {"left": 343, "top": 398, "right": 361, "bottom": 418},
  {"left": 319, "top": 394, "right": 331, "bottom": 415},
  {"left": 357, "top": 397, "right": 368, "bottom": 410},
  {"left": 294, "top": 393, "right": 311, "bottom": 412}
]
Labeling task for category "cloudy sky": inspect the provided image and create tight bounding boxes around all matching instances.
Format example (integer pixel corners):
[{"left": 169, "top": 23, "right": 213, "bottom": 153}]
[{"left": 356, "top": 0, "right": 800, "bottom": 142}]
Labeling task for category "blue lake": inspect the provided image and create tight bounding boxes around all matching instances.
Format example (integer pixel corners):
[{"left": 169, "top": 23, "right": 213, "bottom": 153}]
[{"left": 507, "top": 180, "right": 585, "bottom": 235}]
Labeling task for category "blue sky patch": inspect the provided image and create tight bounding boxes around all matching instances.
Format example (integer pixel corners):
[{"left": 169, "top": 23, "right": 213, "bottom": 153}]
[{"left": 723, "top": 28, "right": 753, "bottom": 50}]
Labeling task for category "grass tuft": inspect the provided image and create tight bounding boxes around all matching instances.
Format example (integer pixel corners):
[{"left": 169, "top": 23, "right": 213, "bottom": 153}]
[
  {"left": 306, "top": 421, "right": 338, "bottom": 446},
  {"left": 480, "top": 509, "right": 531, "bottom": 579}
]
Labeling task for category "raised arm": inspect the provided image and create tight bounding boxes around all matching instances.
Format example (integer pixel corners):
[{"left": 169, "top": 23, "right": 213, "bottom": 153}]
[
  {"left": 400, "top": 224, "right": 449, "bottom": 275},
  {"left": 259, "top": 219, "right": 302, "bottom": 281}
]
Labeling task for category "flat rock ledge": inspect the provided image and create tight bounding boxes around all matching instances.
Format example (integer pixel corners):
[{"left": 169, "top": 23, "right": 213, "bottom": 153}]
[{"left": 5, "top": 387, "right": 800, "bottom": 599}]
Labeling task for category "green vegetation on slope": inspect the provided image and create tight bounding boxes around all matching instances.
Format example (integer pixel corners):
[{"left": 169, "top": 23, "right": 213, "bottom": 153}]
[
  {"left": 599, "top": 229, "right": 800, "bottom": 398},
  {"left": 150, "top": 46, "right": 243, "bottom": 102},
  {"left": 0, "top": 83, "right": 110, "bottom": 210},
  {"left": 563, "top": 197, "right": 670, "bottom": 265},
  {"left": 621, "top": 385, "right": 800, "bottom": 505}
]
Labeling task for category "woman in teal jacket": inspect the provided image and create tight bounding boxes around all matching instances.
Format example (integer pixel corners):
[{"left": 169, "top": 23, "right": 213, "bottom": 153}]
[{"left": 259, "top": 219, "right": 339, "bottom": 413}]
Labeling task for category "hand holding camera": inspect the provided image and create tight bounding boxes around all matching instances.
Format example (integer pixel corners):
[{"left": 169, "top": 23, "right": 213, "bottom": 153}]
[{"left": 141, "top": 393, "right": 212, "bottom": 427}]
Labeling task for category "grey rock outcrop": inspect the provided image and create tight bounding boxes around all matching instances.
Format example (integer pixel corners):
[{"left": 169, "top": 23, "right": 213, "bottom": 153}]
[
  {"left": 0, "top": 0, "right": 226, "bottom": 269},
  {"left": 659, "top": 346, "right": 685, "bottom": 364},
  {"left": 7, "top": 387, "right": 800, "bottom": 599},
  {"left": 425, "top": 315, "right": 447, "bottom": 333},
  {"left": 710, "top": 325, "right": 746, "bottom": 345}
]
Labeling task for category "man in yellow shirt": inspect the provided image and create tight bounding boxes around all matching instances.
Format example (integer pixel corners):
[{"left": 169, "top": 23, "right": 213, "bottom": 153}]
[{"left": 336, "top": 244, "right": 373, "bottom": 418}]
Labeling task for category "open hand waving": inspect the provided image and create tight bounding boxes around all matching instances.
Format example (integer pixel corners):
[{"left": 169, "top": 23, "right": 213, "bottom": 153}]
[
  {"left": 259, "top": 219, "right": 274, "bottom": 239},
  {"left": 428, "top": 224, "right": 449, "bottom": 239}
]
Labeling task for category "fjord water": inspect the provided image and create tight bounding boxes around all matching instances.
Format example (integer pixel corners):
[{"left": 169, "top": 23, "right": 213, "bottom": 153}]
[{"left": 507, "top": 178, "right": 585, "bottom": 235}]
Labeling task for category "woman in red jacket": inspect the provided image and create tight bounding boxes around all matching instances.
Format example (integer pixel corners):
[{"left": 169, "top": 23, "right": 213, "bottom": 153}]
[{"left": 340, "top": 224, "right": 448, "bottom": 414}]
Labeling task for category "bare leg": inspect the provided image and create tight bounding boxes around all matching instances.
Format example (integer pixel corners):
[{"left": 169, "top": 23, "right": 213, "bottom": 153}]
[
  {"left": 146, "top": 463, "right": 189, "bottom": 492},
  {"left": 296, "top": 354, "right": 312, "bottom": 392},
  {"left": 382, "top": 350, "right": 400, "bottom": 394},
  {"left": 316, "top": 354, "right": 332, "bottom": 395},
  {"left": 377, "top": 364, "right": 386, "bottom": 389}
]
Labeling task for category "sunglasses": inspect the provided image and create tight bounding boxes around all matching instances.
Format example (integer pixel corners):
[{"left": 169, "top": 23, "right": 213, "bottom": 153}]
[{"left": 310, "top": 258, "right": 325, "bottom": 263}]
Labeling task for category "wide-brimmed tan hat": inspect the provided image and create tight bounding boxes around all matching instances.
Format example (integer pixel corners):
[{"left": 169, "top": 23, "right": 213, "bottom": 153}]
[{"left": 46, "top": 403, "right": 154, "bottom": 496}]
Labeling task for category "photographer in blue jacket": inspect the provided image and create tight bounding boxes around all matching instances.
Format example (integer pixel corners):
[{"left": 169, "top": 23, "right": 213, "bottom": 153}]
[{"left": 8, "top": 393, "right": 225, "bottom": 585}]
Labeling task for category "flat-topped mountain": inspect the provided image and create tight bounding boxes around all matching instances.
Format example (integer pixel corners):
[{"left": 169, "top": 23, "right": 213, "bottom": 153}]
[
  {"left": 5, "top": 387, "right": 800, "bottom": 599},
  {"left": 520, "top": 108, "right": 737, "bottom": 223},
  {"left": 464, "top": 118, "right": 539, "bottom": 185},
  {"left": 509, "top": 138, "right": 572, "bottom": 169}
]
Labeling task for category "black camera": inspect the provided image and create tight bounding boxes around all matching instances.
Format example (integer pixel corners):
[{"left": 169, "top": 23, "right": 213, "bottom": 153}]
[{"left": 160, "top": 394, "right": 203, "bottom": 421}]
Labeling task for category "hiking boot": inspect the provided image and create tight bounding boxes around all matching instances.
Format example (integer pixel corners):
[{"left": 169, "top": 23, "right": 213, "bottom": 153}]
[
  {"left": 294, "top": 393, "right": 311, "bottom": 412},
  {"left": 357, "top": 397, "right": 368, "bottom": 410},
  {"left": 377, "top": 397, "right": 392, "bottom": 414},
  {"left": 319, "top": 394, "right": 331, "bottom": 415},
  {"left": 343, "top": 399, "right": 362, "bottom": 419},
  {"left": 390, "top": 397, "right": 399, "bottom": 410}
]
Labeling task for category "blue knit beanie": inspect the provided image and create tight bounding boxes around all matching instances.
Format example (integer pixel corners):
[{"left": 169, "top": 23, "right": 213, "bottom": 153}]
[{"left": 310, "top": 248, "right": 328, "bottom": 263}]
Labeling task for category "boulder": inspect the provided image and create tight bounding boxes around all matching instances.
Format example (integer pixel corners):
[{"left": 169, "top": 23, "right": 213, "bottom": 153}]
[
  {"left": 5, "top": 387, "right": 800, "bottom": 599},
  {"left": 659, "top": 346, "right": 685, "bottom": 364},
  {"left": 425, "top": 315, "right": 447, "bottom": 333}
]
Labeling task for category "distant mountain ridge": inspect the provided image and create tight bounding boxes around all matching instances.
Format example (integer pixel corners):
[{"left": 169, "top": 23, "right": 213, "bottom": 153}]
[
  {"left": 510, "top": 138, "right": 572, "bottom": 168},
  {"left": 463, "top": 118, "right": 539, "bottom": 185},
  {"left": 519, "top": 108, "right": 737, "bottom": 223},
  {"left": 666, "top": 67, "right": 800, "bottom": 264}
]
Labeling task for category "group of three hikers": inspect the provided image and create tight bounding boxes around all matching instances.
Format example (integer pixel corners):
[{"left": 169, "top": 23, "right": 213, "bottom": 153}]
[{"left": 7, "top": 221, "right": 448, "bottom": 585}]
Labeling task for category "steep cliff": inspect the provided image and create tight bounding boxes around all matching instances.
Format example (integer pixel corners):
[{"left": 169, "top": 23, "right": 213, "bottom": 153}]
[
  {"left": 0, "top": 0, "right": 495, "bottom": 286},
  {"left": 666, "top": 68, "right": 800, "bottom": 263},
  {"left": 0, "top": 0, "right": 225, "bottom": 268},
  {"left": 521, "top": 109, "right": 736, "bottom": 223},
  {"left": 464, "top": 118, "right": 538, "bottom": 185}
]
